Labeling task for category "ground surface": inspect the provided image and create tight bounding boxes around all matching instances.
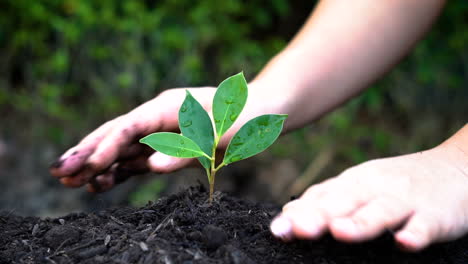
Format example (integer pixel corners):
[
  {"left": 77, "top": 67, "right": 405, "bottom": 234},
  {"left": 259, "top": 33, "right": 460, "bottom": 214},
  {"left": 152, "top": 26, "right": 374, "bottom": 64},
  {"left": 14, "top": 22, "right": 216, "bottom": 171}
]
[{"left": 1, "top": 185, "right": 467, "bottom": 264}]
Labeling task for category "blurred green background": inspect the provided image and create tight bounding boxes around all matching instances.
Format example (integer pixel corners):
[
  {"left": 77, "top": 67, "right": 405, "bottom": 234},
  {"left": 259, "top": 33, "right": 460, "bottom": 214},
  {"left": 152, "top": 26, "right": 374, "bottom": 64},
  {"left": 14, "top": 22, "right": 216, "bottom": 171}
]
[{"left": 0, "top": 0, "right": 466, "bottom": 216}]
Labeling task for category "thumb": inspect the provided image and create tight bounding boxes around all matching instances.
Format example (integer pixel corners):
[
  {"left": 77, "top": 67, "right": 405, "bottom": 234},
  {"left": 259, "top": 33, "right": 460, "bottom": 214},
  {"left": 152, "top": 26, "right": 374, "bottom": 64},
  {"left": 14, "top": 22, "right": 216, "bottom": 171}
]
[{"left": 148, "top": 152, "right": 197, "bottom": 173}]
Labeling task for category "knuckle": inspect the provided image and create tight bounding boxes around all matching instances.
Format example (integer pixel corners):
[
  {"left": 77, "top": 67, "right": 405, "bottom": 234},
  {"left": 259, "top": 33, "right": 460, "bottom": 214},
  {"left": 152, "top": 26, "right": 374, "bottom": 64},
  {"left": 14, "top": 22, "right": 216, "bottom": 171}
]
[{"left": 86, "top": 157, "right": 106, "bottom": 173}]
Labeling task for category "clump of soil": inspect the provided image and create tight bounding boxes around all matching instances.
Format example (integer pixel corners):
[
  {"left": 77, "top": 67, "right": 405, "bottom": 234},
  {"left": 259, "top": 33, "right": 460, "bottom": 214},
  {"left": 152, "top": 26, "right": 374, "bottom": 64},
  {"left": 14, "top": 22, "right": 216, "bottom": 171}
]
[{"left": 0, "top": 185, "right": 466, "bottom": 263}]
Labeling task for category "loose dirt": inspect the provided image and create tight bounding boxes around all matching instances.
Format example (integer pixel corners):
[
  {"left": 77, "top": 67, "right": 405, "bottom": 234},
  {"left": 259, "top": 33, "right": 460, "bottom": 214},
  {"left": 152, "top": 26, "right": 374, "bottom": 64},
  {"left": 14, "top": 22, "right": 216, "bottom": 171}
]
[{"left": 1, "top": 185, "right": 466, "bottom": 263}]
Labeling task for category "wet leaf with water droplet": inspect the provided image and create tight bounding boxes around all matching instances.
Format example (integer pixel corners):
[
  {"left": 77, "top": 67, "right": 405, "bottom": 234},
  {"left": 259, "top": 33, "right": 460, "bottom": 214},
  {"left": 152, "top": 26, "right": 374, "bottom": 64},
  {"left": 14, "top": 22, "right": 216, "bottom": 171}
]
[
  {"left": 225, "top": 96, "right": 235, "bottom": 105},
  {"left": 229, "top": 154, "right": 243, "bottom": 163},
  {"left": 140, "top": 132, "right": 206, "bottom": 158},
  {"left": 178, "top": 90, "right": 214, "bottom": 168},
  {"left": 181, "top": 120, "right": 192, "bottom": 127},
  {"left": 213, "top": 72, "right": 248, "bottom": 137},
  {"left": 229, "top": 114, "right": 238, "bottom": 121},
  {"left": 224, "top": 114, "right": 287, "bottom": 164}
]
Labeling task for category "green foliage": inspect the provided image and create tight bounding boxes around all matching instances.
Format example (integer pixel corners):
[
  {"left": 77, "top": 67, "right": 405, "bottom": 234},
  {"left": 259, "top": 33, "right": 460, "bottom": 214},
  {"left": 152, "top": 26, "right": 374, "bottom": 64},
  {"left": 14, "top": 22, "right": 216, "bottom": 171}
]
[
  {"left": 140, "top": 132, "right": 209, "bottom": 159},
  {"left": 178, "top": 90, "right": 214, "bottom": 169},
  {"left": 0, "top": 0, "right": 290, "bottom": 144},
  {"left": 129, "top": 178, "right": 167, "bottom": 207},
  {"left": 140, "top": 73, "right": 287, "bottom": 201},
  {"left": 224, "top": 114, "right": 287, "bottom": 164},
  {"left": 212, "top": 73, "right": 248, "bottom": 137}
]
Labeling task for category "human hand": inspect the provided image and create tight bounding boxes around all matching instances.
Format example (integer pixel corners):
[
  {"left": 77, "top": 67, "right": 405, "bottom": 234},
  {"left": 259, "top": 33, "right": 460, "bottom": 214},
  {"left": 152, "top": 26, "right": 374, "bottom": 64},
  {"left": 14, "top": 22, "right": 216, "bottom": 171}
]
[
  {"left": 271, "top": 143, "right": 468, "bottom": 251},
  {"left": 49, "top": 87, "right": 218, "bottom": 192},
  {"left": 49, "top": 80, "right": 286, "bottom": 192}
]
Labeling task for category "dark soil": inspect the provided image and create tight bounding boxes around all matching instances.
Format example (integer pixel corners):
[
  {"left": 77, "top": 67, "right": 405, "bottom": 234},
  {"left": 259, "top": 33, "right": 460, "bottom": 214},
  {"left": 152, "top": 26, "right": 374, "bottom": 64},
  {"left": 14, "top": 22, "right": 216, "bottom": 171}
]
[{"left": 1, "top": 185, "right": 467, "bottom": 264}]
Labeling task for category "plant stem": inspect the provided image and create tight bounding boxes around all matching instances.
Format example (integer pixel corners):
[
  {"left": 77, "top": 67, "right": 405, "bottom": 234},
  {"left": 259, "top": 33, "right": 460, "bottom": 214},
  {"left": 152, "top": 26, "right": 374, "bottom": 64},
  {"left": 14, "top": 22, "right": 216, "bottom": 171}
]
[
  {"left": 209, "top": 168, "right": 216, "bottom": 203},
  {"left": 207, "top": 136, "right": 221, "bottom": 203},
  {"left": 214, "top": 162, "right": 225, "bottom": 172}
]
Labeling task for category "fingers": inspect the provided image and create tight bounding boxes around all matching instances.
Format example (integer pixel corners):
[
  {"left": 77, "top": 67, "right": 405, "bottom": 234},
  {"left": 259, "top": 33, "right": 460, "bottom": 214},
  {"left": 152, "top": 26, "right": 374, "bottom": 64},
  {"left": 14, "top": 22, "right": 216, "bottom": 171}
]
[
  {"left": 58, "top": 150, "right": 199, "bottom": 190},
  {"left": 84, "top": 152, "right": 199, "bottom": 192},
  {"left": 330, "top": 196, "right": 412, "bottom": 242},
  {"left": 86, "top": 118, "right": 152, "bottom": 173},
  {"left": 272, "top": 183, "right": 442, "bottom": 252},
  {"left": 52, "top": 112, "right": 160, "bottom": 187},
  {"left": 271, "top": 175, "right": 413, "bottom": 245},
  {"left": 148, "top": 152, "right": 198, "bottom": 173},
  {"left": 286, "top": 200, "right": 328, "bottom": 239},
  {"left": 272, "top": 178, "right": 366, "bottom": 241},
  {"left": 50, "top": 119, "right": 117, "bottom": 177},
  {"left": 51, "top": 88, "right": 215, "bottom": 192},
  {"left": 395, "top": 212, "right": 443, "bottom": 252},
  {"left": 57, "top": 143, "right": 151, "bottom": 188},
  {"left": 50, "top": 148, "right": 94, "bottom": 177},
  {"left": 87, "top": 156, "right": 150, "bottom": 193},
  {"left": 50, "top": 94, "right": 172, "bottom": 180}
]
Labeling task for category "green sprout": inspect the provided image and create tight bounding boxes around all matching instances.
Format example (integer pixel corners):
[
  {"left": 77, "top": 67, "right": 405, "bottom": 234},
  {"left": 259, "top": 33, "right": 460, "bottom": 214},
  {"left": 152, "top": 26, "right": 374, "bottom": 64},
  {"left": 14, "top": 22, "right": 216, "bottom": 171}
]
[{"left": 140, "top": 72, "right": 287, "bottom": 202}]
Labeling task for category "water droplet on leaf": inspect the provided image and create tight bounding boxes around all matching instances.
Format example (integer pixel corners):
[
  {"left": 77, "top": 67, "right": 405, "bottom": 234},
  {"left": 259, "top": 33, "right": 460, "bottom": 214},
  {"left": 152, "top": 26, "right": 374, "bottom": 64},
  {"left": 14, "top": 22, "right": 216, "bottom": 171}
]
[
  {"left": 181, "top": 120, "right": 192, "bottom": 127},
  {"left": 257, "top": 119, "right": 269, "bottom": 126},
  {"left": 229, "top": 114, "right": 238, "bottom": 121},
  {"left": 229, "top": 154, "right": 243, "bottom": 163},
  {"left": 225, "top": 97, "right": 234, "bottom": 105}
]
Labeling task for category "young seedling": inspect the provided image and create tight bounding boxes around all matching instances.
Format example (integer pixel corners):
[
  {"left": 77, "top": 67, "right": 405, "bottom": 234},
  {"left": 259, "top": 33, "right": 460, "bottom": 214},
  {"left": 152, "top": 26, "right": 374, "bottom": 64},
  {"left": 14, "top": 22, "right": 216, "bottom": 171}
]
[{"left": 140, "top": 72, "right": 287, "bottom": 202}]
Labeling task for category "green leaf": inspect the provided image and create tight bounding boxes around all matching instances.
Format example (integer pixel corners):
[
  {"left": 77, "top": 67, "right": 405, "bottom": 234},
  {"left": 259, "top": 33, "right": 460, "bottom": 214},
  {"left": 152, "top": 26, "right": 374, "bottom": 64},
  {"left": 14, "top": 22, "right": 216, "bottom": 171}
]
[
  {"left": 223, "top": 114, "right": 287, "bottom": 164},
  {"left": 179, "top": 90, "right": 214, "bottom": 168},
  {"left": 212, "top": 72, "right": 248, "bottom": 138},
  {"left": 140, "top": 132, "right": 207, "bottom": 158}
]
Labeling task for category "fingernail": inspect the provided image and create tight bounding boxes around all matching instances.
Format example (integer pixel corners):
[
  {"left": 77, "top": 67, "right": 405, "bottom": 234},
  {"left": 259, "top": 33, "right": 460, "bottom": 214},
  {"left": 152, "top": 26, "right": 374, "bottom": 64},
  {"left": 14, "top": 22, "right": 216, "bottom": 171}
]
[
  {"left": 271, "top": 217, "right": 293, "bottom": 240},
  {"left": 50, "top": 159, "right": 64, "bottom": 169}
]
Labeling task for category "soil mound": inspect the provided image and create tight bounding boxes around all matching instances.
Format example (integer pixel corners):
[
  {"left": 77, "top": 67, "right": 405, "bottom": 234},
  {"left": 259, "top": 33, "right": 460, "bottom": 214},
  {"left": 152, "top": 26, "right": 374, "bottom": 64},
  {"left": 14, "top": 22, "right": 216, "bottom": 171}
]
[{"left": 1, "top": 185, "right": 466, "bottom": 263}]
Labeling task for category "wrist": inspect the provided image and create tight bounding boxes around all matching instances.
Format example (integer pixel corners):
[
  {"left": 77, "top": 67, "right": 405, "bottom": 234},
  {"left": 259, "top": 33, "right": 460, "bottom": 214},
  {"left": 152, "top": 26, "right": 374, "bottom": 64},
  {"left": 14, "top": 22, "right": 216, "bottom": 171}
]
[
  {"left": 249, "top": 48, "right": 327, "bottom": 132},
  {"left": 436, "top": 124, "right": 468, "bottom": 177}
]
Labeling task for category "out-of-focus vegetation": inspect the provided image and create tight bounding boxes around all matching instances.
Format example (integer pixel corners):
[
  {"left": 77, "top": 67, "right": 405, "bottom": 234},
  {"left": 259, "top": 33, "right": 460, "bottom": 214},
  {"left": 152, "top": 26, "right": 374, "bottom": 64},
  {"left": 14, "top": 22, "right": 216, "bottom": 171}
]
[
  {"left": 129, "top": 178, "right": 166, "bottom": 207},
  {"left": 0, "top": 0, "right": 297, "bottom": 144},
  {"left": 0, "top": 0, "right": 467, "bottom": 213}
]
